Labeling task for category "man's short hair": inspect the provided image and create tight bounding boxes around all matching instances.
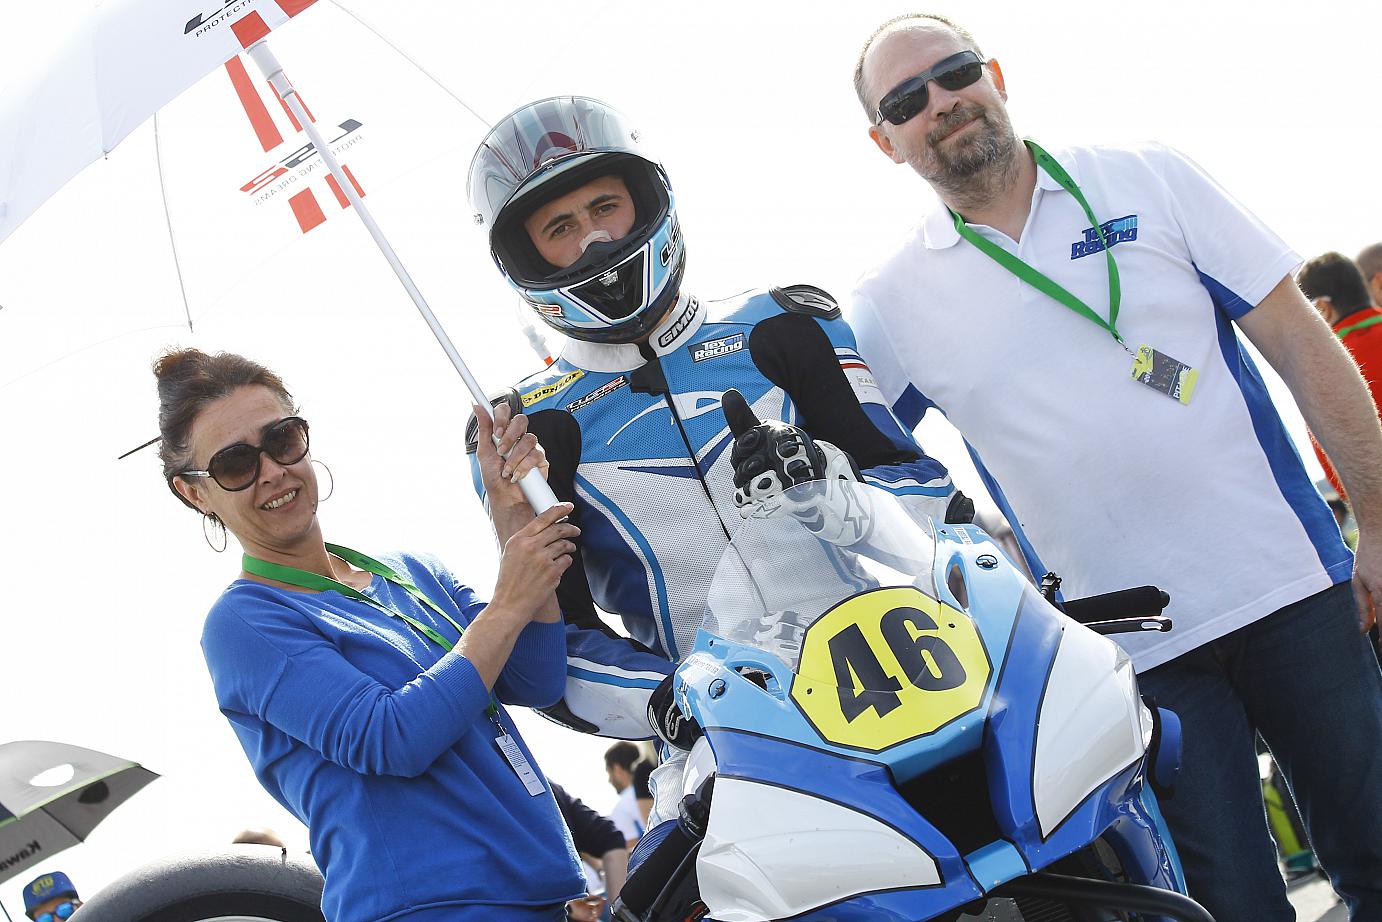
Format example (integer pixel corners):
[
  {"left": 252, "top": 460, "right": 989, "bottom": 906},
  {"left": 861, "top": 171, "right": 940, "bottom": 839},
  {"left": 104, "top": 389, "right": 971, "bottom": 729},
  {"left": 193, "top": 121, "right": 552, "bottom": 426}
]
[
  {"left": 233, "top": 826, "right": 286, "bottom": 848},
  {"left": 853, "top": 13, "right": 984, "bottom": 119},
  {"left": 1297, "top": 252, "right": 1372, "bottom": 318},
  {"left": 1357, "top": 242, "right": 1382, "bottom": 284},
  {"left": 604, "top": 740, "right": 641, "bottom": 771}
]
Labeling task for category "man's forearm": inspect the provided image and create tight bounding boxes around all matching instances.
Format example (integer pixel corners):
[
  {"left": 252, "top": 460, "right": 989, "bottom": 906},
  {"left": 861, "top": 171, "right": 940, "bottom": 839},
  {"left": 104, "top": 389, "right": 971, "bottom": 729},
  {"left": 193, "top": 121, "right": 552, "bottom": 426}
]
[
  {"left": 1298, "top": 356, "right": 1382, "bottom": 525},
  {"left": 489, "top": 497, "right": 562, "bottom": 623},
  {"left": 1239, "top": 276, "right": 1382, "bottom": 526},
  {"left": 601, "top": 848, "right": 628, "bottom": 901}
]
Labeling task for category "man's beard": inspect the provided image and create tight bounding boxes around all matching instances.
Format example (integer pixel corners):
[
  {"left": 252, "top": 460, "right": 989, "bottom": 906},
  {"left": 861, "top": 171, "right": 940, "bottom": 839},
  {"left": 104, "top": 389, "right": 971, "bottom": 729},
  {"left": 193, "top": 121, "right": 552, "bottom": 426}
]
[{"left": 908, "top": 103, "right": 1019, "bottom": 205}]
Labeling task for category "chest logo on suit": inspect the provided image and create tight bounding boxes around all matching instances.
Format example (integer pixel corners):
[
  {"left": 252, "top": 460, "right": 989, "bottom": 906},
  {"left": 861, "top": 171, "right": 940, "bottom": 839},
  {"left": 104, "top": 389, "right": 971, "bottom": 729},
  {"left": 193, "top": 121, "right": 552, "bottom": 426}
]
[
  {"left": 566, "top": 376, "right": 628, "bottom": 413},
  {"left": 690, "top": 333, "right": 745, "bottom": 363},
  {"left": 1071, "top": 214, "right": 1138, "bottom": 260}
]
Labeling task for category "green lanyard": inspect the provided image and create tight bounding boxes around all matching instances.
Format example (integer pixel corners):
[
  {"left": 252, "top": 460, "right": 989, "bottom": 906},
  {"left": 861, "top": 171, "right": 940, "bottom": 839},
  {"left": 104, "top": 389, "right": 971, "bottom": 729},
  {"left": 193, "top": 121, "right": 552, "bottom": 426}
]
[
  {"left": 950, "top": 139, "right": 1126, "bottom": 350},
  {"left": 1337, "top": 314, "right": 1382, "bottom": 340},
  {"left": 242, "top": 543, "right": 499, "bottom": 720}
]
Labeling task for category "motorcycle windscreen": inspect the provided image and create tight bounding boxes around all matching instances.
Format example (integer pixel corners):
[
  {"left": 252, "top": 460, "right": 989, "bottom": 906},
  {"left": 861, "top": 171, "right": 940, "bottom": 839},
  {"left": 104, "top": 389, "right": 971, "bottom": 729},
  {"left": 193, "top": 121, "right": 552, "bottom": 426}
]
[{"left": 704, "top": 480, "right": 940, "bottom": 676}]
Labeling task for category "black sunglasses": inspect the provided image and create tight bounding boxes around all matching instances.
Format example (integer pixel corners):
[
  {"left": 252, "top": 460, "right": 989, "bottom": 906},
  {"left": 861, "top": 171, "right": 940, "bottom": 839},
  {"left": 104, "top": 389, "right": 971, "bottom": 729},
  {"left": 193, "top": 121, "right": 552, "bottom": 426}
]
[
  {"left": 874, "top": 50, "right": 985, "bottom": 126},
  {"left": 177, "top": 416, "right": 310, "bottom": 492}
]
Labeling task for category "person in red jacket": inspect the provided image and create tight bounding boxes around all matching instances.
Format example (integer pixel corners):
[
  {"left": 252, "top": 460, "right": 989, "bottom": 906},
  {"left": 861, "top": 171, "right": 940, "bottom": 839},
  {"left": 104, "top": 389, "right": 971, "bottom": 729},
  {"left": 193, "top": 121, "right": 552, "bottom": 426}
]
[{"left": 1297, "top": 252, "right": 1382, "bottom": 500}]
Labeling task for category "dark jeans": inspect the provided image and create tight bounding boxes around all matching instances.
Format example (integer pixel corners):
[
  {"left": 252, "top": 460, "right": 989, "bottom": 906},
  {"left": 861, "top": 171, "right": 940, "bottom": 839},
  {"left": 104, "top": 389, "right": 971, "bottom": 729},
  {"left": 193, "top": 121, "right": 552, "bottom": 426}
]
[{"left": 1139, "top": 582, "right": 1382, "bottom": 921}]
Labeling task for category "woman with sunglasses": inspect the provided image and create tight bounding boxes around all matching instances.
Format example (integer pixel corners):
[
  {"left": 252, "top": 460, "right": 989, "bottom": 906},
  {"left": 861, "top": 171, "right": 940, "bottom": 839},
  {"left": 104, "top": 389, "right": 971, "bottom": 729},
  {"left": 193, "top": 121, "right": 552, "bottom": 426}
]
[{"left": 155, "top": 348, "right": 590, "bottom": 922}]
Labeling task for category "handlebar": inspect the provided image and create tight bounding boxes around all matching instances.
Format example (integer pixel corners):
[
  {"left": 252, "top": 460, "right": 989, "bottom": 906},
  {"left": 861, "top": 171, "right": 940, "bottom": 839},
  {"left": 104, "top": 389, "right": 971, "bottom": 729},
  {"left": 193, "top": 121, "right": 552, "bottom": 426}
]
[{"left": 1061, "top": 586, "right": 1170, "bottom": 625}]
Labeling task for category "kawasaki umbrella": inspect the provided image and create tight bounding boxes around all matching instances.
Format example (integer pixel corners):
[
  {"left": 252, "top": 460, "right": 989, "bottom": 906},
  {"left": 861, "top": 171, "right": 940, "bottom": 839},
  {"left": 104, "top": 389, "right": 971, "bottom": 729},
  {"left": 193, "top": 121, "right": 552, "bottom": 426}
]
[
  {"left": 0, "top": 741, "right": 157, "bottom": 890},
  {"left": 0, "top": 0, "right": 557, "bottom": 509}
]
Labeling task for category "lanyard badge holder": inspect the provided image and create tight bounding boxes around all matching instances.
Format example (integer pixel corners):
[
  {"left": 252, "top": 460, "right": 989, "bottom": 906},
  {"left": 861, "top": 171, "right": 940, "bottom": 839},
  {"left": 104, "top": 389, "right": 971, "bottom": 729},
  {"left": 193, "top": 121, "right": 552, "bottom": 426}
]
[
  {"left": 951, "top": 140, "right": 1198, "bottom": 405},
  {"left": 243, "top": 544, "right": 546, "bottom": 795}
]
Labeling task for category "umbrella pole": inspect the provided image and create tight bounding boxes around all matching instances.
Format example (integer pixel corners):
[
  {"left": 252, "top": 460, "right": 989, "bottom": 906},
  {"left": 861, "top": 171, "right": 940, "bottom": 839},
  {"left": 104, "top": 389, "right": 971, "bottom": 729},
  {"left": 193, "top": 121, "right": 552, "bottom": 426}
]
[
  {"left": 1, "top": 899, "right": 14, "bottom": 921},
  {"left": 245, "top": 39, "right": 559, "bottom": 515}
]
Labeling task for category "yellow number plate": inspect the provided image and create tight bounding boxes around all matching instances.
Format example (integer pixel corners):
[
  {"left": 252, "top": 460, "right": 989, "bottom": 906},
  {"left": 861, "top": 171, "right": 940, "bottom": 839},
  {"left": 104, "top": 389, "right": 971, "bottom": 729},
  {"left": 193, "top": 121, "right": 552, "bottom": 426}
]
[{"left": 791, "top": 586, "right": 991, "bottom": 752}]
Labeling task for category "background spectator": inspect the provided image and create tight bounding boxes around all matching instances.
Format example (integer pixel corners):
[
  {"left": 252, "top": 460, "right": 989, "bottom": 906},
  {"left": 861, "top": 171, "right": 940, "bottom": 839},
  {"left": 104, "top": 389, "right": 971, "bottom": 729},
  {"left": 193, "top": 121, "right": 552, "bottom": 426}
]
[
  {"left": 1358, "top": 243, "right": 1382, "bottom": 309},
  {"left": 22, "top": 872, "right": 81, "bottom": 922},
  {"left": 551, "top": 782, "right": 627, "bottom": 907},
  {"left": 603, "top": 742, "right": 647, "bottom": 850},
  {"left": 1297, "top": 252, "right": 1382, "bottom": 501},
  {"left": 231, "top": 827, "right": 287, "bottom": 848}
]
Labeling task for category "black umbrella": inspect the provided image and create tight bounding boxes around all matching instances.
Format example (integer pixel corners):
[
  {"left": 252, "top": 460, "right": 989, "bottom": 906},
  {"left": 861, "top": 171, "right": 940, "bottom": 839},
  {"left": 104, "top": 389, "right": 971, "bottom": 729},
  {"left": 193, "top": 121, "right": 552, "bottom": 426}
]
[{"left": 0, "top": 740, "right": 158, "bottom": 902}]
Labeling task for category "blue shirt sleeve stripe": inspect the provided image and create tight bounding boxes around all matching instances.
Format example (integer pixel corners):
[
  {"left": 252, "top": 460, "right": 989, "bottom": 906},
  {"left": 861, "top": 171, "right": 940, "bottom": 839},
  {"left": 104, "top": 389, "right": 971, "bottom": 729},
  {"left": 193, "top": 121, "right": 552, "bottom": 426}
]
[{"left": 1201, "top": 269, "right": 1353, "bottom": 579}]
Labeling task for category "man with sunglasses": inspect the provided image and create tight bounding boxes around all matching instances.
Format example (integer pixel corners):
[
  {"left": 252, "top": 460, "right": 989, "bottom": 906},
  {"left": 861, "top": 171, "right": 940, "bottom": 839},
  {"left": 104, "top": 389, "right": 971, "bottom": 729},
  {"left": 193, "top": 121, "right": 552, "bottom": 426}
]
[
  {"left": 23, "top": 872, "right": 81, "bottom": 922},
  {"left": 845, "top": 13, "right": 1382, "bottom": 921}
]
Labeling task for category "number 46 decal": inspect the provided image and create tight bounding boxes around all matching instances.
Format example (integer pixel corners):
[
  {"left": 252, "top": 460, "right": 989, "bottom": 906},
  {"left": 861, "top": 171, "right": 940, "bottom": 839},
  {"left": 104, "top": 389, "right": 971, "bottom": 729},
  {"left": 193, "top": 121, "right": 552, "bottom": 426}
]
[{"left": 791, "top": 586, "right": 991, "bottom": 752}]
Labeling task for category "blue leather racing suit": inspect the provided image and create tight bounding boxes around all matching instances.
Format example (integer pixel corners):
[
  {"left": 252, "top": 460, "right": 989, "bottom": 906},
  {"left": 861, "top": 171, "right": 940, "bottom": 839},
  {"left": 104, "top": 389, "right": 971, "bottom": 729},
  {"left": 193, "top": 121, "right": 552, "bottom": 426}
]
[{"left": 468, "top": 286, "right": 955, "bottom": 739}]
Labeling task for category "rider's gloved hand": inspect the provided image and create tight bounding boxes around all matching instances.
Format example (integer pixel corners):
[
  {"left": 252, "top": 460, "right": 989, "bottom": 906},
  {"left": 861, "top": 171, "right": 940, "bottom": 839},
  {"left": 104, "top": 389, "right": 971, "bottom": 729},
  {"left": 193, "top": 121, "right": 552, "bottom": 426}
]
[
  {"left": 730, "top": 419, "right": 861, "bottom": 511},
  {"left": 647, "top": 673, "right": 700, "bottom": 751},
  {"left": 723, "top": 389, "right": 870, "bottom": 546}
]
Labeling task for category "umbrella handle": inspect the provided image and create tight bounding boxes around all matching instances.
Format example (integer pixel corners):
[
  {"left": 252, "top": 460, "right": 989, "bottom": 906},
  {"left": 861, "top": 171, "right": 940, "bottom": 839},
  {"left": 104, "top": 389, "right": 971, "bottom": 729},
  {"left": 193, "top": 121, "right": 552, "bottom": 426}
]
[{"left": 244, "top": 39, "right": 559, "bottom": 515}]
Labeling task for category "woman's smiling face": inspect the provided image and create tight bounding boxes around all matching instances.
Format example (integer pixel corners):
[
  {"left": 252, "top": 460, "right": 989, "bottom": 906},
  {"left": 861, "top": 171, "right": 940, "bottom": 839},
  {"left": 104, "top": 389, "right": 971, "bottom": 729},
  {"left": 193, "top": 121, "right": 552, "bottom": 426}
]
[{"left": 175, "top": 385, "right": 320, "bottom": 558}]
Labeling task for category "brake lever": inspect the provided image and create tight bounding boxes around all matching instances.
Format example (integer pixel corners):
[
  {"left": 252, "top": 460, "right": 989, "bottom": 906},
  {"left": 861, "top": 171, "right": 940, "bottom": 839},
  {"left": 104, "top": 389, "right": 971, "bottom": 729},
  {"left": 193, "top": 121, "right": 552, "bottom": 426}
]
[{"left": 1081, "top": 616, "right": 1173, "bottom": 636}]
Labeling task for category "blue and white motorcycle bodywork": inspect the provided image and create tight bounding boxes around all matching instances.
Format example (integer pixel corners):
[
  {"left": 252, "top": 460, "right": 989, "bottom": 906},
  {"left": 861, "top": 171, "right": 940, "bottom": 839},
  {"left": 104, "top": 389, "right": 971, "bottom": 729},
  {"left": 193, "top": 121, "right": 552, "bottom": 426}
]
[{"left": 619, "top": 480, "right": 1206, "bottom": 922}]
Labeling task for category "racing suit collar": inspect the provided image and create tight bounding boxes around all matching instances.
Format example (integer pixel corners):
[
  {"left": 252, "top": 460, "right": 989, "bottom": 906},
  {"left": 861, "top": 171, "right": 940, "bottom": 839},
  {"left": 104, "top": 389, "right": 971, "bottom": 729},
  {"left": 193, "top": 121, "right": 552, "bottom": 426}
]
[{"left": 560, "top": 293, "right": 706, "bottom": 372}]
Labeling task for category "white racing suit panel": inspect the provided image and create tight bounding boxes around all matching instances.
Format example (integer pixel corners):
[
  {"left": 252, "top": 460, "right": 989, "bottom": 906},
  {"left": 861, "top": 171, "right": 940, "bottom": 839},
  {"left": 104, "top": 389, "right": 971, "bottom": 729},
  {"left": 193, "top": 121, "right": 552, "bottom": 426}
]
[{"left": 469, "top": 289, "right": 956, "bottom": 738}]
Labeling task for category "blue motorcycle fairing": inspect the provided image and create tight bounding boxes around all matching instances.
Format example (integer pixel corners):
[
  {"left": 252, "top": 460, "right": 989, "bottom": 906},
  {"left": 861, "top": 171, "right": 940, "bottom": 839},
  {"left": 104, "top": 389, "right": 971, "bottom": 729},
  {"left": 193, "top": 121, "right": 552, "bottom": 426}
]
[
  {"left": 682, "top": 534, "right": 1034, "bottom": 778},
  {"left": 673, "top": 522, "right": 1189, "bottom": 917},
  {"left": 702, "top": 727, "right": 989, "bottom": 921}
]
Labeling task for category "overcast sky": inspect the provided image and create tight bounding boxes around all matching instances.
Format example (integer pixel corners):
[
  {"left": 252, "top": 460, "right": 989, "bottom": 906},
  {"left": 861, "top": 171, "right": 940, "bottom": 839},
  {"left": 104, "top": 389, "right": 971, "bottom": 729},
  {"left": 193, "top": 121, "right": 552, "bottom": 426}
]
[{"left": 1, "top": 0, "right": 1378, "bottom": 910}]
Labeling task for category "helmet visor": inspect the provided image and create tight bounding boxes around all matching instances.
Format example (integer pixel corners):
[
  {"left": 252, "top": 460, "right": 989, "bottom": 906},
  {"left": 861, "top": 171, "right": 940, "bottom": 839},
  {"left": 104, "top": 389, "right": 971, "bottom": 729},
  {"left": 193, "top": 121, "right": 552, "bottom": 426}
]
[{"left": 468, "top": 96, "right": 645, "bottom": 228}]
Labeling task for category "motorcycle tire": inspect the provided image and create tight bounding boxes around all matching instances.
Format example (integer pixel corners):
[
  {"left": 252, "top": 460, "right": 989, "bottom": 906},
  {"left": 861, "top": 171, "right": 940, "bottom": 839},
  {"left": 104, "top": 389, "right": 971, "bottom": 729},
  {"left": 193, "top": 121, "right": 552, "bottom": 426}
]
[{"left": 72, "top": 845, "right": 325, "bottom": 922}]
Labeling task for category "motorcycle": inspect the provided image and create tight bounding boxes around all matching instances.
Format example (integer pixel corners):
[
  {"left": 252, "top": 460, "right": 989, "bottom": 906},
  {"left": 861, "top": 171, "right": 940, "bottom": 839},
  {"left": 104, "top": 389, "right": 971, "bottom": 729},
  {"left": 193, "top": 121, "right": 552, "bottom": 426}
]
[{"left": 614, "top": 474, "right": 1211, "bottom": 922}]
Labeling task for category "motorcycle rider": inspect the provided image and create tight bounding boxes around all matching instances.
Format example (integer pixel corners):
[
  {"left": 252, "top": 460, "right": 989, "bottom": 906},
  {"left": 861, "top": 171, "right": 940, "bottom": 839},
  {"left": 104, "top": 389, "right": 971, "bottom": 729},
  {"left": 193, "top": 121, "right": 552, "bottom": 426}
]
[{"left": 465, "top": 96, "right": 971, "bottom": 828}]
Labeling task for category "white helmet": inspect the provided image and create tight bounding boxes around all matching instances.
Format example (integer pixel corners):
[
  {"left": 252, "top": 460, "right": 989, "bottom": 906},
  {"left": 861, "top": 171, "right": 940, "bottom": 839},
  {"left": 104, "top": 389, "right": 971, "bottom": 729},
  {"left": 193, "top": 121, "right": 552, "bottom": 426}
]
[{"left": 468, "top": 96, "right": 686, "bottom": 344}]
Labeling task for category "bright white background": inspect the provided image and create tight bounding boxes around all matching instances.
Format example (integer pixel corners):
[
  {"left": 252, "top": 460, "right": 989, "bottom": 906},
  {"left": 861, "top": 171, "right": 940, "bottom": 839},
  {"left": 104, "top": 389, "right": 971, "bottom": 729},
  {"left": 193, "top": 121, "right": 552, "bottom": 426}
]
[{"left": 1, "top": 0, "right": 1377, "bottom": 911}]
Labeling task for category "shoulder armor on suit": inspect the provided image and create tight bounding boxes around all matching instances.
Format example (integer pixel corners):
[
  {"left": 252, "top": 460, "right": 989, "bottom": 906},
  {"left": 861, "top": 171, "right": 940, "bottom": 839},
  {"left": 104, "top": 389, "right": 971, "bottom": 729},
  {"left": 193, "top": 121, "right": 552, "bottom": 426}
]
[
  {"left": 769, "top": 284, "right": 840, "bottom": 319},
  {"left": 464, "top": 388, "right": 524, "bottom": 454}
]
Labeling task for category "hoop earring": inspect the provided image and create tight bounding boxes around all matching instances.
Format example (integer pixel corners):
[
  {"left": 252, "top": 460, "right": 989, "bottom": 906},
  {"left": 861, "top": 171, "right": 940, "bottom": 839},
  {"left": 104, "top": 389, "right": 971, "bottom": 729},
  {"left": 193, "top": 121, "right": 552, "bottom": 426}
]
[
  {"left": 202, "top": 513, "right": 228, "bottom": 553},
  {"left": 312, "top": 459, "right": 334, "bottom": 503}
]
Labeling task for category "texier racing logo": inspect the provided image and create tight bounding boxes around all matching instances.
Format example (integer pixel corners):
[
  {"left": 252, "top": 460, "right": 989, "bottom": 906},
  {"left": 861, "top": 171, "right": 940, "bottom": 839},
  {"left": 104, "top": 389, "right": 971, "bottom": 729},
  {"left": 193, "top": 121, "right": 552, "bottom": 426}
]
[
  {"left": 690, "top": 333, "right": 744, "bottom": 363},
  {"left": 1071, "top": 215, "right": 1138, "bottom": 259}
]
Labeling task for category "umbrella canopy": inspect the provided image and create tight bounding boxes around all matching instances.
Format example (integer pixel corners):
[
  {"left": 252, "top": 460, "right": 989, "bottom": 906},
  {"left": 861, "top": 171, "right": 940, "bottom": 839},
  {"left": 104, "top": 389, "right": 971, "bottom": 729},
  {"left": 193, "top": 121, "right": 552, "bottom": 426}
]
[
  {"left": 0, "top": 741, "right": 157, "bottom": 886},
  {"left": 0, "top": 0, "right": 561, "bottom": 507},
  {"left": 0, "top": 0, "right": 319, "bottom": 246}
]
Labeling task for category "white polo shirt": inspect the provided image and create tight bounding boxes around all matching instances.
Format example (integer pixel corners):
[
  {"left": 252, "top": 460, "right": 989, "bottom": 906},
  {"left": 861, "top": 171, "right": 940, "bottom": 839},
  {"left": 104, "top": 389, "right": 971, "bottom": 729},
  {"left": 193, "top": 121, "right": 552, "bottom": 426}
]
[
  {"left": 608, "top": 785, "right": 644, "bottom": 842},
  {"left": 849, "top": 141, "right": 1351, "bottom": 671}
]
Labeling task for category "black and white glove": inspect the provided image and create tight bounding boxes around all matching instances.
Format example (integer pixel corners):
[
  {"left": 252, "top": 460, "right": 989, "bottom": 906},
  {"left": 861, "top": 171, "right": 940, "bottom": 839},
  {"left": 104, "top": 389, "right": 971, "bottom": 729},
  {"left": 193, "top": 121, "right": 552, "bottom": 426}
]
[
  {"left": 722, "top": 389, "right": 870, "bottom": 546},
  {"left": 647, "top": 673, "right": 700, "bottom": 751}
]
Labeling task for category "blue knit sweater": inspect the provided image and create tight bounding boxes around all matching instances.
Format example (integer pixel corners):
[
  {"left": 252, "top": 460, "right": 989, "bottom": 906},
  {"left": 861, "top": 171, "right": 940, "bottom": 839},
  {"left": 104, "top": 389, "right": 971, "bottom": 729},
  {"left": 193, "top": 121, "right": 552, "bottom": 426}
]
[{"left": 201, "top": 550, "right": 585, "bottom": 922}]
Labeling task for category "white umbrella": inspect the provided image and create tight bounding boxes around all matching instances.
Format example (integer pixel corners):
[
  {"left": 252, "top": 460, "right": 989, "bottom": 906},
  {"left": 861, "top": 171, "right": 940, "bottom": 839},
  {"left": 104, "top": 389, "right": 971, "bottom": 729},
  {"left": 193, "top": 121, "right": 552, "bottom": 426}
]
[
  {"left": 0, "top": 0, "right": 557, "bottom": 508},
  {"left": 0, "top": 0, "right": 319, "bottom": 246}
]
